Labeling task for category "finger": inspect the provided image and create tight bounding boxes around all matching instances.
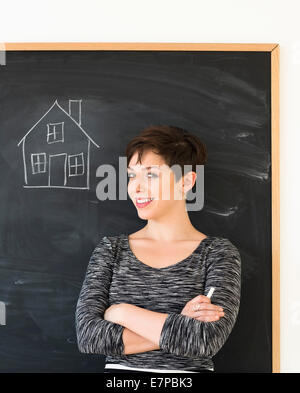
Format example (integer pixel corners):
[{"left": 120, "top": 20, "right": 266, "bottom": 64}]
[
  {"left": 195, "top": 315, "right": 220, "bottom": 322},
  {"left": 190, "top": 295, "right": 210, "bottom": 304},
  {"left": 194, "top": 310, "right": 225, "bottom": 317},
  {"left": 191, "top": 303, "right": 224, "bottom": 311}
]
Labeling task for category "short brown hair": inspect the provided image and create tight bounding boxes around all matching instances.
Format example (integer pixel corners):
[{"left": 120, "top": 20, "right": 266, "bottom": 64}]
[{"left": 125, "top": 125, "right": 207, "bottom": 191}]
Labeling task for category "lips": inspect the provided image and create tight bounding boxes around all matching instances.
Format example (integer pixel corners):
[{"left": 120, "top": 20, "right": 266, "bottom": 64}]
[{"left": 135, "top": 197, "right": 155, "bottom": 208}]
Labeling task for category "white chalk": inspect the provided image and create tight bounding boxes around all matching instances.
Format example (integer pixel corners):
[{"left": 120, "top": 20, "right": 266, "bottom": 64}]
[{"left": 207, "top": 287, "right": 215, "bottom": 299}]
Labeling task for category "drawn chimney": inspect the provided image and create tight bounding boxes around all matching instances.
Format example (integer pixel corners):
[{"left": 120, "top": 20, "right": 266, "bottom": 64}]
[{"left": 69, "top": 99, "right": 82, "bottom": 126}]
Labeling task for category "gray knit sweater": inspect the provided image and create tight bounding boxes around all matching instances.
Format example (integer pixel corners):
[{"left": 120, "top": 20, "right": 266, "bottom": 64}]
[{"left": 75, "top": 233, "right": 241, "bottom": 372}]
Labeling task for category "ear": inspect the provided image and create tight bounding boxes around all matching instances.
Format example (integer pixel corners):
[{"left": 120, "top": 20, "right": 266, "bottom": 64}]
[{"left": 182, "top": 171, "right": 197, "bottom": 195}]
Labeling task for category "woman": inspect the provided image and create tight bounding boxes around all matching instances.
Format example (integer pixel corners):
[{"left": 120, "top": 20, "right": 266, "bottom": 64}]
[{"left": 75, "top": 125, "right": 241, "bottom": 373}]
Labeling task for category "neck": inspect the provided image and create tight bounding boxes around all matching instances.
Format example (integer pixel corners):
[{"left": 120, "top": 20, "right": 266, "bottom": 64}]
[{"left": 143, "top": 202, "right": 200, "bottom": 241}]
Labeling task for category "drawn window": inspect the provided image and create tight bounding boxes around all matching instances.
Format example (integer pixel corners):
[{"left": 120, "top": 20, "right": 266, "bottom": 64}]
[
  {"left": 47, "top": 122, "right": 64, "bottom": 143},
  {"left": 68, "top": 153, "right": 84, "bottom": 176},
  {"left": 31, "top": 153, "right": 46, "bottom": 174}
]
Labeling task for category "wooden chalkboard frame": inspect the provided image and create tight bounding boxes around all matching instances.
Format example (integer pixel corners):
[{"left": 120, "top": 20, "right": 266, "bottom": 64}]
[{"left": 4, "top": 42, "right": 280, "bottom": 373}]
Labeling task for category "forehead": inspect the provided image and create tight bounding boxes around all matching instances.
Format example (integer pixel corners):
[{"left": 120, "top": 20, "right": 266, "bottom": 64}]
[{"left": 128, "top": 150, "right": 167, "bottom": 169}]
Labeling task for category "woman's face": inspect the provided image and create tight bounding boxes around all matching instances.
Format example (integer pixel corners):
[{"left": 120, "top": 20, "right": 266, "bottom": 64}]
[{"left": 127, "top": 150, "right": 185, "bottom": 220}]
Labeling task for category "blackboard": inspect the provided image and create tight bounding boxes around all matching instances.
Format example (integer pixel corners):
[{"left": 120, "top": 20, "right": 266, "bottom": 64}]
[{"left": 0, "top": 43, "right": 279, "bottom": 372}]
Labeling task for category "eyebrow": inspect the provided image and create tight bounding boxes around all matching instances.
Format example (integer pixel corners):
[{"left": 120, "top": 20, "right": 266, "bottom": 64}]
[{"left": 127, "top": 166, "right": 161, "bottom": 170}]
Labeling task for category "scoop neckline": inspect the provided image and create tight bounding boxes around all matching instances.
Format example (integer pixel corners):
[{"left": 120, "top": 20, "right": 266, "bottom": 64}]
[{"left": 121, "top": 233, "right": 213, "bottom": 271}]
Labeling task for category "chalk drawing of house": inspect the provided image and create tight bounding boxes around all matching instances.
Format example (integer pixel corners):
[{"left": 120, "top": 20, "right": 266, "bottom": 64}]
[{"left": 17, "top": 99, "right": 99, "bottom": 189}]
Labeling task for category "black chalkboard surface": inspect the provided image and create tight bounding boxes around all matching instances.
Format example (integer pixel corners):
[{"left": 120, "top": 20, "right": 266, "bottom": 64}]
[{"left": 0, "top": 47, "right": 273, "bottom": 372}]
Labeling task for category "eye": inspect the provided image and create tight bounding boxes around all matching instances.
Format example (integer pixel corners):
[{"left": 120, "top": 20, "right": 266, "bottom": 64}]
[
  {"left": 127, "top": 172, "right": 158, "bottom": 179},
  {"left": 147, "top": 172, "right": 158, "bottom": 178}
]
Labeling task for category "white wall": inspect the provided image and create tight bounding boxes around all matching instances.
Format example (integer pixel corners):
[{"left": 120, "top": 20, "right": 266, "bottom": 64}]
[{"left": 0, "top": 0, "right": 299, "bottom": 373}]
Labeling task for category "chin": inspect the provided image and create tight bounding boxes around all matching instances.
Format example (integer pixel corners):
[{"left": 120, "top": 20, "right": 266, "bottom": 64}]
[
  {"left": 136, "top": 207, "right": 157, "bottom": 218},
  {"left": 137, "top": 210, "right": 154, "bottom": 219}
]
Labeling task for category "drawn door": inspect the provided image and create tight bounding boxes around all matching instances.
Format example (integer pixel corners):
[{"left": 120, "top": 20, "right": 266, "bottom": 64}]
[{"left": 49, "top": 153, "right": 67, "bottom": 187}]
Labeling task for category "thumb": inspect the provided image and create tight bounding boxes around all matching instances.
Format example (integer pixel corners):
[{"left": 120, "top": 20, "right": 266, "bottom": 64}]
[{"left": 190, "top": 294, "right": 210, "bottom": 303}]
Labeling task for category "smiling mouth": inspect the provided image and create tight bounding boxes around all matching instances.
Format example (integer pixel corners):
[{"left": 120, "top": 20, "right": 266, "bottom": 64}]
[{"left": 135, "top": 197, "right": 155, "bottom": 208}]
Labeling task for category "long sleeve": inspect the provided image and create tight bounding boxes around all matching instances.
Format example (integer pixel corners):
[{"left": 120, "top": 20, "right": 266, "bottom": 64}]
[
  {"left": 159, "top": 237, "right": 241, "bottom": 358},
  {"left": 75, "top": 236, "right": 125, "bottom": 356}
]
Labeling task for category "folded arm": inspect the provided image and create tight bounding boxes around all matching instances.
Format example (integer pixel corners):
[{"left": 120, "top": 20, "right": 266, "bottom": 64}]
[
  {"left": 122, "top": 327, "right": 160, "bottom": 354},
  {"left": 159, "top": 238, "right": 242, "bottom": 358},
  {"left": 117, "top": 238, "right": 241, "bottom": 358},
  {"left": 116, "top": 303, "right": 169, "bottom": 346},
  {"left": 75, "top": 236, "right": 125, "bottom": 356}
]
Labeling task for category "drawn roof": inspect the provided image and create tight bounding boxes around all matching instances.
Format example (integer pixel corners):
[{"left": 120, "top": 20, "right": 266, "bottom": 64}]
[{"left": 17, "top": 99, "right": 99, "bottom": 148}]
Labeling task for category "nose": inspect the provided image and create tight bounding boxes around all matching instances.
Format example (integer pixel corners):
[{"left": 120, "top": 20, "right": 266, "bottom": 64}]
[
  {"left": 135, "top": 178, "right": 145, "bottom": 193},
  {"left": 130, "top": 173, "right": 147, "bottom": 194}
]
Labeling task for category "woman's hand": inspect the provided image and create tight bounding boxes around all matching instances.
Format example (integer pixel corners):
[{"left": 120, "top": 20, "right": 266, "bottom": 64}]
[{"left": 181, "top": 294, "right": 225, "bottom": 322}]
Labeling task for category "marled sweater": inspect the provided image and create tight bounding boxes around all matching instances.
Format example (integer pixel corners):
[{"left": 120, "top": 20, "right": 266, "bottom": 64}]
[{"left": 75, "top": 233, "right": 241, "bottom": 372}]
